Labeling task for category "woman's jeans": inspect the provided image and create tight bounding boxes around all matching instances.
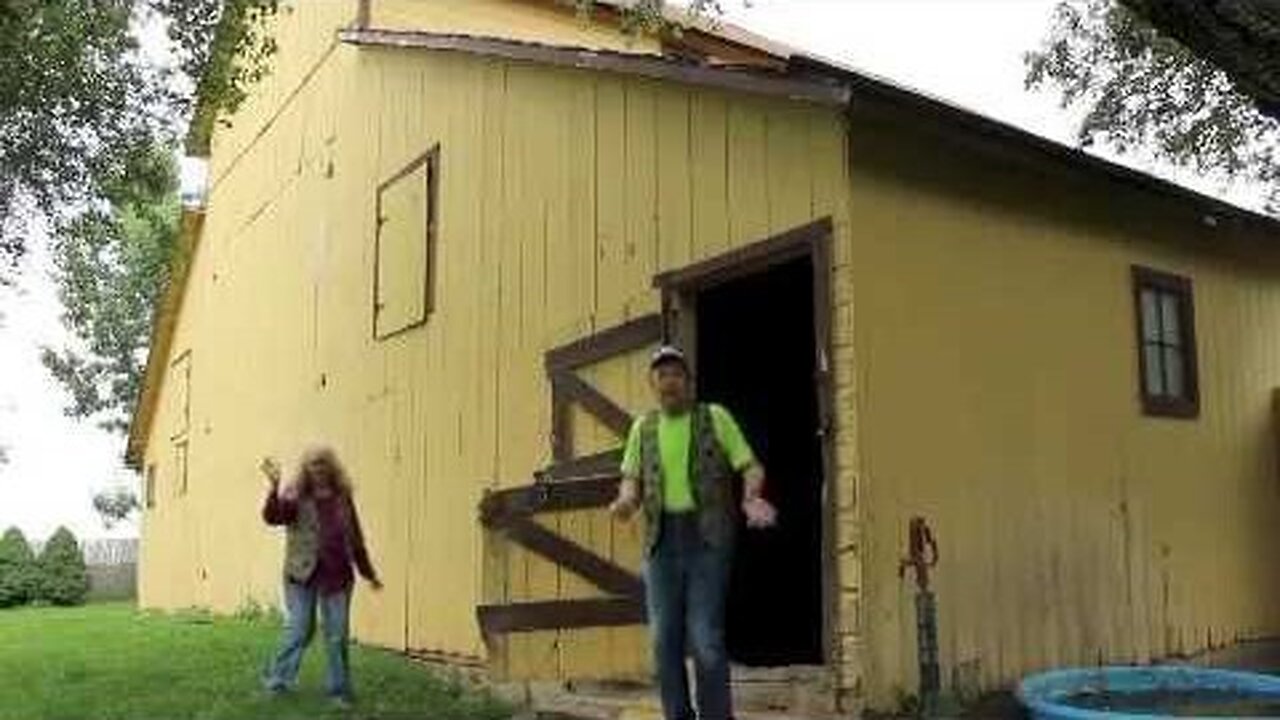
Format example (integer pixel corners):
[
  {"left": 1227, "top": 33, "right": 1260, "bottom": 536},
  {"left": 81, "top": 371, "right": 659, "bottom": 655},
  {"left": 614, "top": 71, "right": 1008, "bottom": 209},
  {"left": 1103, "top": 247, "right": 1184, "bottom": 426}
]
[
  {"left": 263, "top": 581, "right": 352, "bottom": 698},
  {"left": 645, "top": 513, "right": 734, "bottom": 720}
]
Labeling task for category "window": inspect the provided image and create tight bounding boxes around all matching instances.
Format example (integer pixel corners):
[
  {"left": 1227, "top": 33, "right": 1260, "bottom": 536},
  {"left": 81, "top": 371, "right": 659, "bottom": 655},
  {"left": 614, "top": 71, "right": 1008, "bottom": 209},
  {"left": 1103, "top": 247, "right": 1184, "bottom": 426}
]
[
  {"left": 145, "top": 465, "right": 156, "bottom": 509},
  {"left": 169, "top": 351, "right": 191, "bottom": 440},
  {"left": 1132, "top": 266, "right": 1199, "bottom": 418},
  {"left": 166, "top": 350, "right": 192, "bottom": 499},
  {"left": 374, "top": 144, "right": 440, "bottom": 340}
]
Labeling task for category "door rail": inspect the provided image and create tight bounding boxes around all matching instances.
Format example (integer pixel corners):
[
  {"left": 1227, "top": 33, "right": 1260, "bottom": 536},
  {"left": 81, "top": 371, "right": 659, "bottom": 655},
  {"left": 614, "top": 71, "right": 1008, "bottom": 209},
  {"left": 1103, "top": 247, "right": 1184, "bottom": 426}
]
[{"left": 477, "top": 316, "right": 662, "bottom": 638}]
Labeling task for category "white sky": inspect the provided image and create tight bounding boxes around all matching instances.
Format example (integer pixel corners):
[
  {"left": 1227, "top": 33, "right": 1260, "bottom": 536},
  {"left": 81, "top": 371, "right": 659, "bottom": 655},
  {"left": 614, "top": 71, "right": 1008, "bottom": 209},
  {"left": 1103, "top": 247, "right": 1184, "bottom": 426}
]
[
  {"left": 0, "top": 1, "right": 1265, "bottom": 542},
  {"left": 0, "top": 240, "right": 138, "bottom": 542}
]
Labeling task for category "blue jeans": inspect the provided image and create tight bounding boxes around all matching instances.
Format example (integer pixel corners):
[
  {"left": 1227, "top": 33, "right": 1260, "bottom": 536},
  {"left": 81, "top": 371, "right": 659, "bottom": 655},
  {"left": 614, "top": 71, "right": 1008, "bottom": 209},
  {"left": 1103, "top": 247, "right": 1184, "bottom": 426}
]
[
  {"left": 644, "top": 513, "right": 734, "bottom": 720},
  {"left": 263, "top": 581, "right": 353, "bottom": 698}
]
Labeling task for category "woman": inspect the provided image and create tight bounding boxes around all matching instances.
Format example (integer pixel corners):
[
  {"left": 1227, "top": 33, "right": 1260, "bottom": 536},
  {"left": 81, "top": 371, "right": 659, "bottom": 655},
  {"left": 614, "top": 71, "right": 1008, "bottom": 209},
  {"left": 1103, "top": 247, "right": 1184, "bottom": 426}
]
[{"left": 260, "top": 447, "right": 382, "bottom": 706}]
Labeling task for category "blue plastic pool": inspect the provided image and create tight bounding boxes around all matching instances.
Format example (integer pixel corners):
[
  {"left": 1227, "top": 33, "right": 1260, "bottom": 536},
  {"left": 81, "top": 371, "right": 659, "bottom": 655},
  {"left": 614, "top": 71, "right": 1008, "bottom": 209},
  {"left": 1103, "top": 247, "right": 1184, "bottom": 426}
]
[{"left": 1018, "top": 666, "right": 1280, "bottom": 719}]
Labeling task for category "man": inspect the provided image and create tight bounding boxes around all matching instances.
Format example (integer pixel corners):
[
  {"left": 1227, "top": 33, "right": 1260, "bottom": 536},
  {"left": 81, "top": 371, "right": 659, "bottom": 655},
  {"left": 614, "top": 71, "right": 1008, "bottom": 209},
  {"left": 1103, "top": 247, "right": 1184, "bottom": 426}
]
[{"left": 610, "top": 345, "right": 777, "bottom": 720}]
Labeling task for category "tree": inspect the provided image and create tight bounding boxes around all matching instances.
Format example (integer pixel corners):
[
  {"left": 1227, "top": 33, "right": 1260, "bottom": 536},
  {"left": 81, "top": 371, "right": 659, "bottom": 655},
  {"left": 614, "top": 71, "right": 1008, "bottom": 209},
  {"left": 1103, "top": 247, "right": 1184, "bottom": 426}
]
[
  {"left": 0, "top": 0, "right": 279, "bottom": 275},
  {"left": 1123, "top": 0, "right": 1280, "bottom": 121},
  {"left": 1026, "top": 0, "right": 1280, "bottom": 211},
  {"left": 152, "top": 0, "right": 280, "bottom": 154},
  {"left": 0, "top": 0, "right": 166, "bottom": 277},
  {"left": 569, "top": 0, "right": 725, "bottom": 35},
  {"left": 0, "top": 528, "right": 37, "bottom": 608},
  {"left": 36, "top": 527, "right": 89, "bottom": 607},
  {"left": 41, "top": 146, "right": 180, "bottom": 434},
  {"left": 92, "top": 487, "right": 141, "bottom": 530}
]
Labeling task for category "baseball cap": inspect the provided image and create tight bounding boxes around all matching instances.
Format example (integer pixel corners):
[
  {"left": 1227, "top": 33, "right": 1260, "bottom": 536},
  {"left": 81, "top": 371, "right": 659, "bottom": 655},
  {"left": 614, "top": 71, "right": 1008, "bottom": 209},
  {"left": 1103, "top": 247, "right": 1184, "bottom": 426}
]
[{"left": 649, "top": 345, "right": 689, "bottom": 371}]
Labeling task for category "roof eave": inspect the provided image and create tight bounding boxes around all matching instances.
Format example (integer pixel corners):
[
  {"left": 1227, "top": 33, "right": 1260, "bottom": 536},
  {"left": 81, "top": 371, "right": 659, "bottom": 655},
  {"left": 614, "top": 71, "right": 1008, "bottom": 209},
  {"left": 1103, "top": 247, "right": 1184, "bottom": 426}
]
[
  {"left": 790, "top": 55, "right": 1280, "bottom": 235},
  {"left": 338, "top": 28, "right": 851, "bottom": 107},
  {"left": 125, "top": 209, "right": 205, "bottom": 470}
]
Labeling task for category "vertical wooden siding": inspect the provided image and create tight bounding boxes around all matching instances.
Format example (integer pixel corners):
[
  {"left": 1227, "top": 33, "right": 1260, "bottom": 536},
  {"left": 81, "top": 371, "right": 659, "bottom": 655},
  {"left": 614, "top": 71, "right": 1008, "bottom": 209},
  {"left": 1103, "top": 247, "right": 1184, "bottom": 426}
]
[
  {"left": 369, "top": 0, "right": 663, "bottom": 56},
  {"left": 847, "top": 113, "right": 1280, "bottom": 708},
  {"left": 138, "top": 3, "right": 852, "bottom": 679}
]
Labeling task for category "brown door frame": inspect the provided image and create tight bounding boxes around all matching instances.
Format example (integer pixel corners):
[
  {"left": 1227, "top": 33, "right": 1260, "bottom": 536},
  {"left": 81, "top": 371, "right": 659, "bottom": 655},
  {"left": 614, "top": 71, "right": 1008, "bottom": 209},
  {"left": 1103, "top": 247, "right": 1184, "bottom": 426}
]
[{"left": 653, "top": 217, "right": 837, "bottom": 667}]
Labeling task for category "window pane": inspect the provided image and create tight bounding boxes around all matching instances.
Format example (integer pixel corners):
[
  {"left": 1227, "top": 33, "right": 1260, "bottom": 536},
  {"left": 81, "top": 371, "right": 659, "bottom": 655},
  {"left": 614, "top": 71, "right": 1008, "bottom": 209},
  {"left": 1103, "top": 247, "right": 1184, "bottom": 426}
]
[
  {"left": 1163, "top": 345, "right": 1185, "bottom": 399},
  {"left": 1140, "top": 289, "right": 1161, "bottom": 342},
  {"left": 1144, "top": 343, "right": 1165, "bottom": 397},
  {"left": 1160, "top": 292, "right": 1182, "bottom": 346},
  {"left": 1133, "top": 268, "right": 1199, "bottom": 416}
]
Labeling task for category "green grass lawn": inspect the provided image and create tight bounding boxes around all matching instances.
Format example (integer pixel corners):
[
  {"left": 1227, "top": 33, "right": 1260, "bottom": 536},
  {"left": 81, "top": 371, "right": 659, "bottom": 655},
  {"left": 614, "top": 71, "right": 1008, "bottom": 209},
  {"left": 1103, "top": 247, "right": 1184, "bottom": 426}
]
[{"left": 0, "top": 603, "right": 512, "bottom": 720}]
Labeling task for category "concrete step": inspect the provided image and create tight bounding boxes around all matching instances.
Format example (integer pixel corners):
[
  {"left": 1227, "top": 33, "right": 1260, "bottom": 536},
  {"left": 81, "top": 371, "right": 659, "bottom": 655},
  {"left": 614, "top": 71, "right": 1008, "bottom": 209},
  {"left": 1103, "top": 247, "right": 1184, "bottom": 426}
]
[
  {"left": 524, "top": 665, "right": 840, "bottom": 720},
  {"left": 732, "top": 665, "right": 835, "bottom": 716}
]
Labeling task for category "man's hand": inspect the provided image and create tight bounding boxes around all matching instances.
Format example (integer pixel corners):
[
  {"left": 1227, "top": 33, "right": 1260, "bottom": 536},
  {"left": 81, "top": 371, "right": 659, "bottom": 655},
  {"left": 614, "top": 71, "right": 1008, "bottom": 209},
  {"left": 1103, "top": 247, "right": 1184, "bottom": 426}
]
[
  {"left": 741, "top": 463, "right": 775, "bottom": 529},
  {"left": 260, "top": 457, "right": 282, "bottom": 487},
  {"left": 610, "top": 496, "right": 641, "bottom": 520},
  {"left": 742, "top": 496, "right": 778, "bottom": 529},
  {"left": 609, "top": 479, "right": 641, "bottom": 521}
]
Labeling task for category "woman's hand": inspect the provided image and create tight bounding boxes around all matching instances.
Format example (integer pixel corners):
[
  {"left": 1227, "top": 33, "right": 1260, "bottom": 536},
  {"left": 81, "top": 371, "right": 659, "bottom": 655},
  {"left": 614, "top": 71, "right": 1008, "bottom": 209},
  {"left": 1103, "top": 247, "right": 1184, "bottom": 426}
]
[
  {"left": 261, "top": 457, "right": 300, "bottom": 500},
  {"left": 260, "top": 457, "right": 282, "bottom": 487}
]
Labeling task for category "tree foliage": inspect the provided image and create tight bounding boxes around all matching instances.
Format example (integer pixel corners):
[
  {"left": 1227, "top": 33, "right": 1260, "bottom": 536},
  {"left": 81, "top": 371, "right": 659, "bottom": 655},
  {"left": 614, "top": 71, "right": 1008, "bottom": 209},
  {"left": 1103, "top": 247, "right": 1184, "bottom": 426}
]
[
  {"left": 570, "top": 0, "right": 725, "bottom": 35},
  {"left": 1026, "top": 0, "right": 1280, "bottom": 210},
  {"left": 0, "top": 0, "right": 168, "bottom": 274},
  {"left": 92, "top": 487, "right": 142, "bottom": 530},
  {"left": 154, "top": 0, "right": 280, "bottom": 154},
  {"left": 0, "top": 528, "right": 37, "bottom": 608},
  {"left": 42, "top": 146, "right": 180, "bottom": 433},
  {"left": 0, "top": 0, "right": 279, "bottom": 274},
  {"left": 1123, "top": 0, "right": 1280, "bottom": 121},
  {"left": 36, "top": 527, "right": 89, "bottom": 607}
]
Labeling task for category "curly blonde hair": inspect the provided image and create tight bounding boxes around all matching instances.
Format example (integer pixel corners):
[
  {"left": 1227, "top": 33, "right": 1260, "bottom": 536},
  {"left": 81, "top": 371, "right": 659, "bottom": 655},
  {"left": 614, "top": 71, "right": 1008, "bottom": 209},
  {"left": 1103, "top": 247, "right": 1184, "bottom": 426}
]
[{"left": 289, "top": 445, "right": 354, "bottom": 498}]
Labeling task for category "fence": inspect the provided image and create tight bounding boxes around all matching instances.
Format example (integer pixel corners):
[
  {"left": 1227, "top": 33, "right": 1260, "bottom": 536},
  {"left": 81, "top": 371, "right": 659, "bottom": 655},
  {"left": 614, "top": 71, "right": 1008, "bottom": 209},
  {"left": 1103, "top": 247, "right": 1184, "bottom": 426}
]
[{"left": 82, "top": 538, "right": 138, "bottom": 602}]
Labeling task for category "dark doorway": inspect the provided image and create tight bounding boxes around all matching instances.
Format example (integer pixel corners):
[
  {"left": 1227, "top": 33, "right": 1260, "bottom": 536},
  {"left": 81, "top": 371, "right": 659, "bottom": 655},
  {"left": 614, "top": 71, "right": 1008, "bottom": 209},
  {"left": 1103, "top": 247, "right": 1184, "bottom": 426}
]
[{"left": 694, "top": 255, "right": 826, "bottom": 667}]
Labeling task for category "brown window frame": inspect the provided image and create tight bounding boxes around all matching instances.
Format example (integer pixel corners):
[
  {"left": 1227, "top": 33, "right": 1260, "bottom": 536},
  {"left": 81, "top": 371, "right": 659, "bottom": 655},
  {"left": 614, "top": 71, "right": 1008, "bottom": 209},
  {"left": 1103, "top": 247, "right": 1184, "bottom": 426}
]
[
  {"left": 169, "top": 350, "right": 192, "bottom": 441},
  {"left": 1132, "top": 266, "right": 1200, "bottom": 419},
  {"left": 373, "top": 144, "right": 441, "bottom": 341},
  {"left": 145, "top": 464, "right": 157, "bottom": 509},
  {"left": 174, "top": 440, "right": 190, "bottom": 498}
]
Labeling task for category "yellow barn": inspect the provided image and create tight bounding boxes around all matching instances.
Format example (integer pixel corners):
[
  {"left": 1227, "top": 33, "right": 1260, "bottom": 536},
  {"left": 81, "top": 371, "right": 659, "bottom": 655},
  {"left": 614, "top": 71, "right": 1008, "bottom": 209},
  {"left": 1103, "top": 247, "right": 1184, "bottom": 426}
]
[{"left": 126, "top": 0, "right": 1280, "bottom": 713}]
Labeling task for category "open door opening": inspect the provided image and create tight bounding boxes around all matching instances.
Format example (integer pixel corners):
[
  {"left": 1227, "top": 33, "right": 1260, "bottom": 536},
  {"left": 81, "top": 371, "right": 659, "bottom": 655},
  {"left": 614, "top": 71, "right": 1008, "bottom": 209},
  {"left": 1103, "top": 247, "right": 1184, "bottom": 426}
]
[{"left": 694, "top": 255, "right": 826, "bottom": 667}]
